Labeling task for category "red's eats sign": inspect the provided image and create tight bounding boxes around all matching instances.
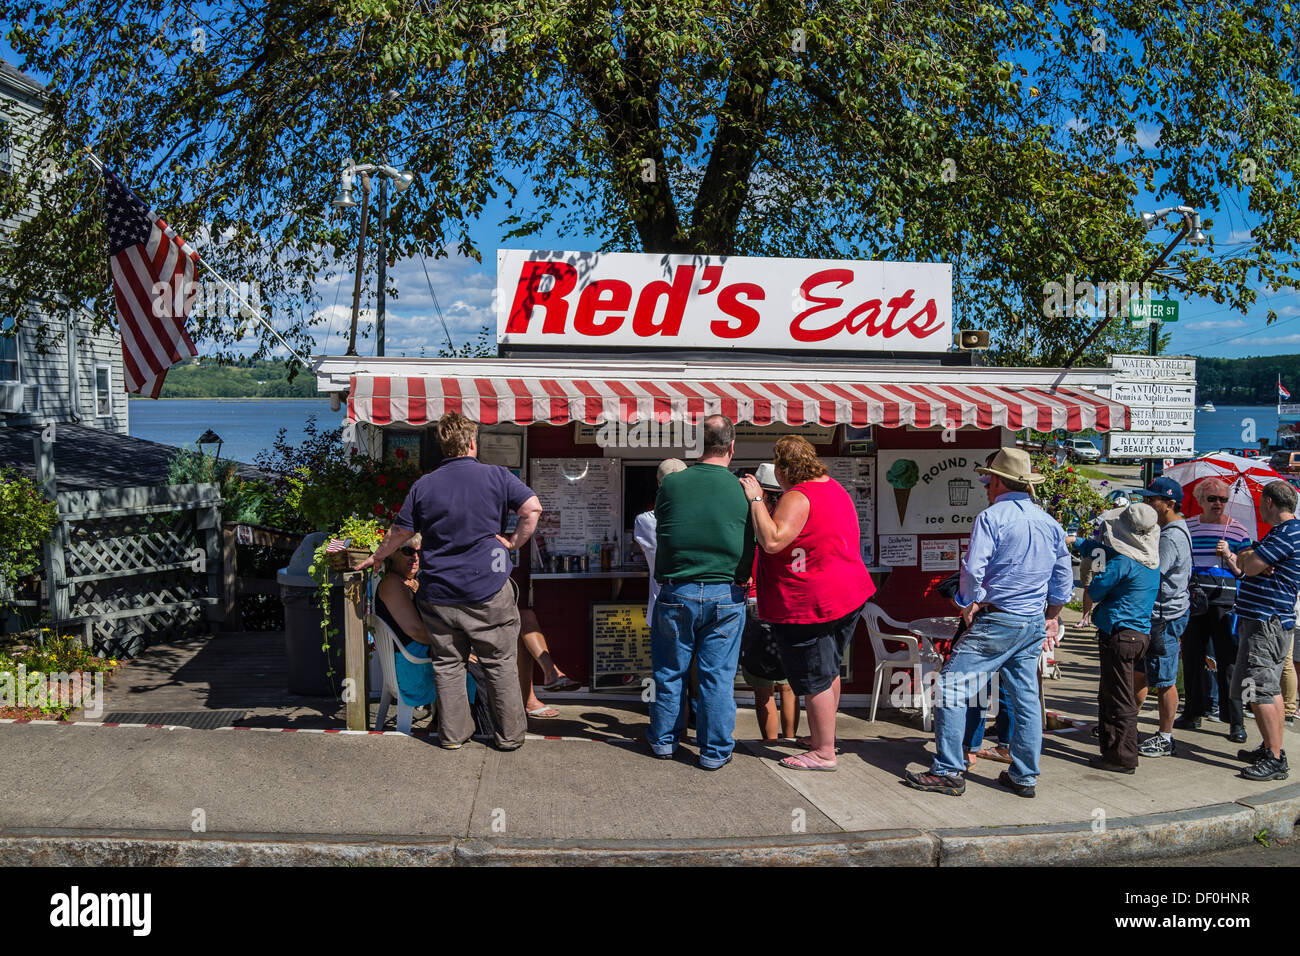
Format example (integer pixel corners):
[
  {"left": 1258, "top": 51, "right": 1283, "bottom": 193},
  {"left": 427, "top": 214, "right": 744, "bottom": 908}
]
[{"left": 497, "top": 251, "right": 952, "bottom": 353}]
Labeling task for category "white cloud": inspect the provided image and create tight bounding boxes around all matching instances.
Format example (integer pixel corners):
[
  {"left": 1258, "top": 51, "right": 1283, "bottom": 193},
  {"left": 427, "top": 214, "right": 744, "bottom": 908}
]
[
  {"left": 1183, "top": 319, "right": 1245, "bottom": 331},
  {"left": 1240, "top": 334, "right": 1300, "bottom": 346}
]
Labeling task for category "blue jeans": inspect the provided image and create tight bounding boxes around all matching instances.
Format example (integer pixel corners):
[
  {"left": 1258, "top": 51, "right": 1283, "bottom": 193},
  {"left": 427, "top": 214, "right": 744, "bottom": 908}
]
[
  {"left": 964, "top": 679, "right": 1012, "bottom": 751},
  {"left": 932, "top": 609, "right": 1044, "bottom": 785},
  {"left": 649, "top": 582, "right": 747, "bottom": 768}
]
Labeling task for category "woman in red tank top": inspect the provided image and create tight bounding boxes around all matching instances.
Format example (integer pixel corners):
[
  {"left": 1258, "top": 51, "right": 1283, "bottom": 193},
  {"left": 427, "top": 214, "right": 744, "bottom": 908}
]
[{"left": 739, "top": 436, "right": 875, "bottom": 771}]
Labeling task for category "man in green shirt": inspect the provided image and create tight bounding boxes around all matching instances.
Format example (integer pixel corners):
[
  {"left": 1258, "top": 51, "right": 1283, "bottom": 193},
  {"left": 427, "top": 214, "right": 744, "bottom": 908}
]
[{"left": 648, "top": 414, "right": 756, "bottom": 770}]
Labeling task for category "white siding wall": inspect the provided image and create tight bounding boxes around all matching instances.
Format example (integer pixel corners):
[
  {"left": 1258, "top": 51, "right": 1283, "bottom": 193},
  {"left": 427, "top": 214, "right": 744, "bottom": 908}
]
[{"left": 1, "top": 65, "right": 127, "bottom": 435}]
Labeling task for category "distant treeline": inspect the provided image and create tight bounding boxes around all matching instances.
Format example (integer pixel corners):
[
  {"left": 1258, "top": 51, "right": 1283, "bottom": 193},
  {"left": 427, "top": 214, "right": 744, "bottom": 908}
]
[
  {"left": 134, "top": 359, "right": 319, "bottom": 398},
  {"left": 1197, "top": 354, "right": 1300, "bottom": 404}
]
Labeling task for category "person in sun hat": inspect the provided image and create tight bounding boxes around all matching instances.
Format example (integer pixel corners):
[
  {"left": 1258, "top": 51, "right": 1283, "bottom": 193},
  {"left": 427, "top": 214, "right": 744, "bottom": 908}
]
[
  {"left": 903, "top": 446, "right": 1072, "bottom": 799},
  {"left": 1128, "top": 476, "right": 1193, "bottom": 759},
  {"left": 1087, "top": 502, "right": 1161, "bottom": 773}
]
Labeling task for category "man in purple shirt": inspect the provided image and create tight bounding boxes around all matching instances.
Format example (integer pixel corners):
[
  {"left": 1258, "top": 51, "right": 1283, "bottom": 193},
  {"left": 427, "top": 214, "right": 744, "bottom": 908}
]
[{"left": 363, "top": 413, "right": 543, "bottom": 750}]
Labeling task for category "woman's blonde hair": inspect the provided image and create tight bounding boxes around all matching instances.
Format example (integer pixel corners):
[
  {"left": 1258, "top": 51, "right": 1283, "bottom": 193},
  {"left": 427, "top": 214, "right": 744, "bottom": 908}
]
[
  {"left": 385, "top": 532, "right": 422, "bottom": 572},
  {"left": 1194, "top": 478, "right": 1230, "bottom": 503},
  {"left": 772, "top": 435, "right": 828, "bottom": 486}
]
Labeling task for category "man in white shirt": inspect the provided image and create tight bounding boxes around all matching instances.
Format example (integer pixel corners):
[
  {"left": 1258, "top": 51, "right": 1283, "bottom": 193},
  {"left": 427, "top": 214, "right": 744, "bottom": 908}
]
[{"left": 634, "top": 457, "right": 687, "bottom": 620}]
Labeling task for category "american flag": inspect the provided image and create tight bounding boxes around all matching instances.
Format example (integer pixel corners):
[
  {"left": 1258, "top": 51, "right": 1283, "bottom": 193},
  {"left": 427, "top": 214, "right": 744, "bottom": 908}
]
[
  {"left": 324, "top": 538, "right": 351, "bottom": 553},
  {"left": 1280, "top": 377, "right": 1291, "bottom": 402},
  {"left": 105, "top": 168, "right": 199, "bottom": 398}
]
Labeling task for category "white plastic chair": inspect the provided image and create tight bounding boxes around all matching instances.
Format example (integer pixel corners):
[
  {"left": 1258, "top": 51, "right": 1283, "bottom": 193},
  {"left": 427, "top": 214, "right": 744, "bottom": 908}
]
[
  {"left": 370, "top": 615, "right": 433, "bottom": 734},
  {"left": 862, "top": 603, "right": 942, "bottom": 731}
]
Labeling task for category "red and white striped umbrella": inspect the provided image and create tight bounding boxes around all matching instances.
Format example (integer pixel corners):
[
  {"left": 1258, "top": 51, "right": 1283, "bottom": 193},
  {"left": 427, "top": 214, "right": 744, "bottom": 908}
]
[{"left": 1164, "top": 452, "right": 1286, "bottom": 541}]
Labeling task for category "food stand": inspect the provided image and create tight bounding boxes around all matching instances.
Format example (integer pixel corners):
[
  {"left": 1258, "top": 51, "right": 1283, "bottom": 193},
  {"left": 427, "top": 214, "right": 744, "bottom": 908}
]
[{"left": 314, "top": 249, "right": 1131, "bottom": 705}]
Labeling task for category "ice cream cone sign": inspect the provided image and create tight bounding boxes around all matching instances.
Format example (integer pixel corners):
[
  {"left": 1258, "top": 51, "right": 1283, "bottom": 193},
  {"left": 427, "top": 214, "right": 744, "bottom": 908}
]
[{"left": 886, "top": 458, "right": 919, "bottom": 524}]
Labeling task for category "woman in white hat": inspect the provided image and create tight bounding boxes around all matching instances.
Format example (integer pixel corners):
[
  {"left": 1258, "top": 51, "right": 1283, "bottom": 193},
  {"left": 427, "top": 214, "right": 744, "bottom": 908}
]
[{"left": 1087, "top": 503, "right": 1161, "bottom": 773}]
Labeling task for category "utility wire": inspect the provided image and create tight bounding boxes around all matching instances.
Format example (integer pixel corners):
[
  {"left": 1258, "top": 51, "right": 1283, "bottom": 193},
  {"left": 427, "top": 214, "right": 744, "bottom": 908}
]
[{"left": 416, "top": 251, "right": 456, "bottom": 353}]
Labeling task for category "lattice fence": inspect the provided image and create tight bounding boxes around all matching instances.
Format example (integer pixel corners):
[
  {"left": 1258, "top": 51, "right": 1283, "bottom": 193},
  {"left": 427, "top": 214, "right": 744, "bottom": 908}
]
[{"left": 45, "top": 484, "right": 223, "bottom": 657}]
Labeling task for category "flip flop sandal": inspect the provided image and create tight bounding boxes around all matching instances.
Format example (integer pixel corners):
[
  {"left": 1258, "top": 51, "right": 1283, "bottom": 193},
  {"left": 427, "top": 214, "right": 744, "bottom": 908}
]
[
  {"left": 542, "top": 676, "right": 582, "bottom": 692},
  {"left": 975, "top": 748, "right": 1012, "bottom": 763},
  {"left": 778, "top": 752, "right": 837, "bottom": 772},
  {"left": 527, "top": 705, "right": 560, "bottom": 718}
]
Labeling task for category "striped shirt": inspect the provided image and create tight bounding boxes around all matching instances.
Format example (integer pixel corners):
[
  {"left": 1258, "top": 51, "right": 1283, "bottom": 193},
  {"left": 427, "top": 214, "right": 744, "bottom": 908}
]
[
  {"left": 1236, "top": 519, "right": 1300, "bottom": 629},
  {"left": 1183, "top": 515, "right": 1253, "bottom": 572}
]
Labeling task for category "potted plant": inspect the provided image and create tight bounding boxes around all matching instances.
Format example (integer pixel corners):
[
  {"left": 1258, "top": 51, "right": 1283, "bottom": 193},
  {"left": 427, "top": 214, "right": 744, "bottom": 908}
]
[{"left": 306, "top": 515, "right": 391, "bottom": 695}]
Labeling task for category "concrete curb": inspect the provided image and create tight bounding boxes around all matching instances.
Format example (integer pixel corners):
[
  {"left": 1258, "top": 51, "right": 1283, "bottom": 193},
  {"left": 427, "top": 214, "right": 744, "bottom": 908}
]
[{"left": 2, "top": 786, "right": 1297, "bottom": 865}]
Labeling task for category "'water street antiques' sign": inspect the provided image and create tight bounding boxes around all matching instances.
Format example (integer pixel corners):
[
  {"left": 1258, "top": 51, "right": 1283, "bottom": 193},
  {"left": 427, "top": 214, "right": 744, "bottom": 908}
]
[{"left": 1105, "top": 355, "right": 1197, "bottom": 460}]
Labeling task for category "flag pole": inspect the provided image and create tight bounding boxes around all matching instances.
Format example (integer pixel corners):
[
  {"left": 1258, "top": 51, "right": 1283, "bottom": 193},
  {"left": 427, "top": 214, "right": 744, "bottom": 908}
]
[{"left": 82, "top": 147, "right": 311, "bottom": 366}]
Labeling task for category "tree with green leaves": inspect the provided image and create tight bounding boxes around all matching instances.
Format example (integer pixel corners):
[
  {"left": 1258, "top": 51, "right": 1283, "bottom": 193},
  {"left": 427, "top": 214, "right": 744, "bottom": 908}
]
[{"left": 2, "top": 0, "right": 1298, "bottom": 367}]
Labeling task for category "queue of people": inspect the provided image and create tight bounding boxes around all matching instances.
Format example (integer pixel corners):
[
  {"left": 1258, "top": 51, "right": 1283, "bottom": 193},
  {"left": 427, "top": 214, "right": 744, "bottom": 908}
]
[{"left": 356, "top": 410, "right": 1297, "bottom": 791}]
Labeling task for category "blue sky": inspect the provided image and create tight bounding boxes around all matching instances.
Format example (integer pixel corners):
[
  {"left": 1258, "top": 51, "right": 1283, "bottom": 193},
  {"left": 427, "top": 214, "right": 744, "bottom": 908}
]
[{"left": 4, "top": 29, "right": 1296, "bottom": 364}]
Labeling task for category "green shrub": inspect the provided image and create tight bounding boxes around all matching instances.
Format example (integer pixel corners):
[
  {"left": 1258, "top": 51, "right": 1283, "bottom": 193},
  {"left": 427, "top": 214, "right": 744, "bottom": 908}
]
[{"left": 0, "top": 467, "right": 58, "bottom": 597}]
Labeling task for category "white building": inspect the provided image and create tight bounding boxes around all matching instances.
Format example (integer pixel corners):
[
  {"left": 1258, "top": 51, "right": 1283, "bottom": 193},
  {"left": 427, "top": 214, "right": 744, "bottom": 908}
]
[{"left": 0, "top": 59, "right": 127, "bottom": 435}]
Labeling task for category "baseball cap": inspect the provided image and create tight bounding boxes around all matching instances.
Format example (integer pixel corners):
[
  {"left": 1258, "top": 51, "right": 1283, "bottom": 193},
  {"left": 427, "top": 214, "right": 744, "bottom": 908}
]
[{"left": 1132, "top": 475, "right": 1183, "bottom": 504}]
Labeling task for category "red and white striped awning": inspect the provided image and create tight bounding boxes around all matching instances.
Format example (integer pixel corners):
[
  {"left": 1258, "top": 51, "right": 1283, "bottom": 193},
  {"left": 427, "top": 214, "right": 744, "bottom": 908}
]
[{"left": 347, "top": 374, "right": 1129, "bottom": 432}]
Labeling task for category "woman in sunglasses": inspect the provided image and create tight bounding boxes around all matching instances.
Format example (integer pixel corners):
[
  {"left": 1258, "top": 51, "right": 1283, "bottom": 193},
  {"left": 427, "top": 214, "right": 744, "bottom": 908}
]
[
  {"left": 1179, "top": 478, "right": 1253, "bottom": 740},
  {"left": 375, "top": 534, "right": 442, "bottom": 709}
]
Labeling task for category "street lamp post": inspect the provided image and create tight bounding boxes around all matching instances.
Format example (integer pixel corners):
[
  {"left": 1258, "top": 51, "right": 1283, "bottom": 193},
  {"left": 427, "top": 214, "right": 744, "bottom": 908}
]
[{"left": 332, "top": 160, "right": 415, "bottom": 357}]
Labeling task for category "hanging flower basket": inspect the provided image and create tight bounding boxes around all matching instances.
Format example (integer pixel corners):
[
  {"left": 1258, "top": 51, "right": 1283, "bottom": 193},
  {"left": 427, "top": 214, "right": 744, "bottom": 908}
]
[{"left": 327, "top": 547, "right": 373, "bottom": 572}]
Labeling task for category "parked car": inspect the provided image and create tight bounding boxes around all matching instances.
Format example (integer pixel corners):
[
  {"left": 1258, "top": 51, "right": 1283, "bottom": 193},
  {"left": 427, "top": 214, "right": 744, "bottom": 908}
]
[
  {"left": 1107, "top": 488, "right": 1143, "bottom": 507},
  {"left": 1061, "top": 438, "right": 1101, "bottom": 464},
  {"left": 1270, "top": 450, "right": 1300, "bottom": 475}
]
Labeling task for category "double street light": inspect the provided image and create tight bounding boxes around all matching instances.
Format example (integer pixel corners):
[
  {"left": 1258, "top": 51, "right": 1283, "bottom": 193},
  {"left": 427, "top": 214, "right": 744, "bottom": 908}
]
[
  {"left": 1061, "top": 204, "right": 1206, "bottom": 371},
  {"left": 333, "top": 160, "right": 416, "bottom": 357}
]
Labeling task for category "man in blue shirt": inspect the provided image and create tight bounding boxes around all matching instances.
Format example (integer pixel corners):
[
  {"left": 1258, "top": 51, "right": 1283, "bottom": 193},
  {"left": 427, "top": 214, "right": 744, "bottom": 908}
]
[
  {"left": 904, "top": 447, "right": 1072, "bottom": 799},
  {"left": 363, "top": 413, "right": 543, "bottom": 751},
  {"left": 1219, "top": 480, "right": 1300, "bottom": 781},
  {"left": 1086, "top": 503, "right": 1160, "bottom": 773}
]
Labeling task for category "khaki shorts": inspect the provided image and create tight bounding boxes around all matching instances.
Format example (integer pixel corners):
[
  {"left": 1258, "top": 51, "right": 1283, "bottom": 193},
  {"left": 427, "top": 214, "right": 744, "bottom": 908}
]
[{"left": 1231, "top": 615, "right": 1292, "bottom": 703}]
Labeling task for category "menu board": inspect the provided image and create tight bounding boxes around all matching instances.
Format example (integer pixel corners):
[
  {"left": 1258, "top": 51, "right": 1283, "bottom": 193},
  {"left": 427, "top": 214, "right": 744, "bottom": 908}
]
[
  {"left": 590, "top": 602, "right": 652, "bottom": 691},
  {"left": 529, "top": 458, "right": 622, "bottom": 566},
  {"left": 825, "top": 457, "right": 875, "bottom": 566},
  {"left": 880, "top": 534, "right": 918, "bottom": 567}
]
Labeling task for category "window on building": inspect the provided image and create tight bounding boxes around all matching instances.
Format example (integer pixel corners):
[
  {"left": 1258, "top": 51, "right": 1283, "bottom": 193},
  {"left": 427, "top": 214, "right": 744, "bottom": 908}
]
[
  {"left": 95, "top": 365, "right": 112, "bottom": 417},
  {"left": 0, "top": 317, "right": 17, "bottom": 382},
  {"left": 0, "top": 117, "right": 11, "bottom": 176}
]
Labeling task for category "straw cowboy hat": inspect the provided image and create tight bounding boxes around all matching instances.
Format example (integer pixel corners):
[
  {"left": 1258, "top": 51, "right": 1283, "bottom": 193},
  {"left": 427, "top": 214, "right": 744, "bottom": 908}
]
[
  {"left": 974, "top": 447, "right": 1046, "bottom": 487},
  {"left": 754, "top": 462, "right": 782, "bottom": 491},
  {"left": 1099, "top": 503, "right": 1161, "bottom": 569}
]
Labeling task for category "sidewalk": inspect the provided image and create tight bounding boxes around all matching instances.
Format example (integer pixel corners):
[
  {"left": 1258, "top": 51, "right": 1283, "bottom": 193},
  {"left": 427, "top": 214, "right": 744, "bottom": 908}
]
[{"left": 2, "top": 618, "right": 1298, "bottom": 865}]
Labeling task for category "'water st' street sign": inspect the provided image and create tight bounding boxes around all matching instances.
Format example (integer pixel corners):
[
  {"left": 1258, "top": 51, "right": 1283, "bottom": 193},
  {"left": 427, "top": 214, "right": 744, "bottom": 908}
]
[{"left": 1129, "top": 298, "right": 1179, "bottom": 324}]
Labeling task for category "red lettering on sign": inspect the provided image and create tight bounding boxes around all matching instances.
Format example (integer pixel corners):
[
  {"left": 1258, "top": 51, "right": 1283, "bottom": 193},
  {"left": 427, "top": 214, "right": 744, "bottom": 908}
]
[
  {"left": 792, "top": 272, "right": 942, "bottom": 343},
  {"left": 712, "top": 283, "right": 764, "bottom": 338},
  {"left": 506, "top": 261, "right": 577, "bottom": 334},
  {"left": 573, "top": 280, "right": 631, "bottom": 335},
  {"left": 632, "top": 265, "right": 694, "bottom": 336},
  {"left": 790, "top": 269, "right": 853, "bottom": 342}
]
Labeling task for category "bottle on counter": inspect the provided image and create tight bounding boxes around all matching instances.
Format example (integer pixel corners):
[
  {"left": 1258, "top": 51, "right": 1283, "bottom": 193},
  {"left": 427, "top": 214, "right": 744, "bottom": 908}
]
[{"left": 600, "top": 534, "right": 613, "bottom": 572}]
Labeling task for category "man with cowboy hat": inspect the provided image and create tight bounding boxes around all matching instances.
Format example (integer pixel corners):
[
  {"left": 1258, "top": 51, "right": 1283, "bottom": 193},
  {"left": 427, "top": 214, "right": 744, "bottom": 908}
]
[
  {"left": 1085, "top": 502, "right": 1161, "bottom": 772},
  {"left": 904, "top": 447, "right": 1072, "bottom": 798}
]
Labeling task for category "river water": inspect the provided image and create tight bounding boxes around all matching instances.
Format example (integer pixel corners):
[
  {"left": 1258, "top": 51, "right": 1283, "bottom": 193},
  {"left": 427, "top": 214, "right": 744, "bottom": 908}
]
[
  {"left": 127, "top": 399, "right": 1282, "bottom": 465},
  {"left": 128, "top": 398, "right": 339, "bottom": 464}
]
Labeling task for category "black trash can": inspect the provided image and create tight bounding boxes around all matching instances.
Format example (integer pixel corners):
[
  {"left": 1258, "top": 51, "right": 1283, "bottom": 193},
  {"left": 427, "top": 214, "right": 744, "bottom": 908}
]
[{"left": 278, "top": 532, "right": 348, "bottom": 696}]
